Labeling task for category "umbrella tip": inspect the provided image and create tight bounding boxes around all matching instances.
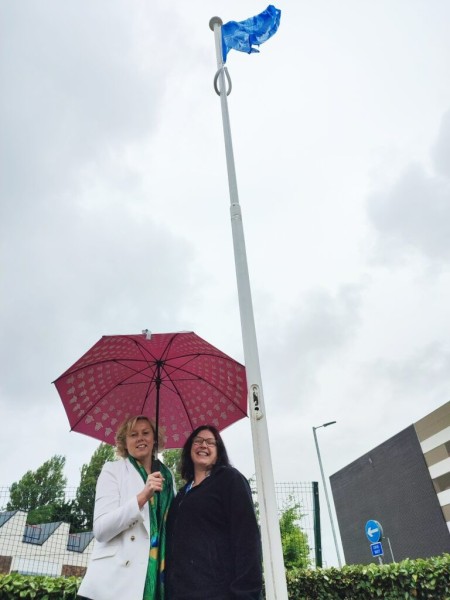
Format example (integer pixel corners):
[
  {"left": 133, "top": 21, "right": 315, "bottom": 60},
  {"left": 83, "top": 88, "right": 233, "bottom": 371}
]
[{"left": 142, "top": 329, "right": 152, "bottom": 340}]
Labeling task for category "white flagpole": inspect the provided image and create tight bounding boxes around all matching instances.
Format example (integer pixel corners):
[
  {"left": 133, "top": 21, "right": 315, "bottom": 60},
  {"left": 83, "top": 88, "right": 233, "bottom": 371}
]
[{"left": 209, "top": 17, "right": 289, "bottom": 600}]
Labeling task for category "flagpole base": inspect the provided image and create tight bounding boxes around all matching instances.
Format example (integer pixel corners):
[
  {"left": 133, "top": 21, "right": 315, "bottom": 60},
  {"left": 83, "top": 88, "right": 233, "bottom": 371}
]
[{"left": 209, "top": 16, "right": 223, "bottom": 30}]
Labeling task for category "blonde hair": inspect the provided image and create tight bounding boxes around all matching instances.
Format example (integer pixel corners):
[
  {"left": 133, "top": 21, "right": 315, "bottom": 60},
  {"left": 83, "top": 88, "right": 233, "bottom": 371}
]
[{"left": 115, "top": 415, "right": 165, "bottom": 458}]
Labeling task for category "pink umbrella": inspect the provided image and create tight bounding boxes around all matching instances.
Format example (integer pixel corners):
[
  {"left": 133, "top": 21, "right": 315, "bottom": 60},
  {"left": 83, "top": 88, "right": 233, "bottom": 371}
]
[{"left": 53, "top": 331, "right": 247, "bottom": 449}]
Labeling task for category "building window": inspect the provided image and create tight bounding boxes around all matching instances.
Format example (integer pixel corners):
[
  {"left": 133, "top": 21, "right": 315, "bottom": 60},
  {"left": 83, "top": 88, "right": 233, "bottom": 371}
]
[
  {"left": 433, "top": 472, "right": 450, "bottom": 493},
  {"left": 67, "top": 534, "right": 81, "bottom": 551},
  {"left": 23, "top": 526, "right": 41, "bottom": 543}
]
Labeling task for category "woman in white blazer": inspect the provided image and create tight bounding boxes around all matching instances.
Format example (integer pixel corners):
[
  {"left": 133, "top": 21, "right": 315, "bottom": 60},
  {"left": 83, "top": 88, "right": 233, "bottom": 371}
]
[{"left": 77, "top": 415, "right": 174, "bottom": 600}]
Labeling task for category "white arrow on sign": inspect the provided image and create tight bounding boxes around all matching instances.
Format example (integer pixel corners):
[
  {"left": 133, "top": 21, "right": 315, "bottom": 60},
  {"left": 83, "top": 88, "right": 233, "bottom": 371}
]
[{"left": 368, "top": 526, "right": 379, "bottom": 537}]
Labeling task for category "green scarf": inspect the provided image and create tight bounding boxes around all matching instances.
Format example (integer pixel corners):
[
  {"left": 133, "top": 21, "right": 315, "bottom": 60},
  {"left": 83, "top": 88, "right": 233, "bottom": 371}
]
[{"left": 129, "top": 456, "right": 174, "bottom": 600}]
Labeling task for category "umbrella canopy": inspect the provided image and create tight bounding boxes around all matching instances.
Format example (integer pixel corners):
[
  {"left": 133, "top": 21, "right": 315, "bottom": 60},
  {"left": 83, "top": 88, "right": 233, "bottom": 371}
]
[{"left": 53, "top": 331, "right": 248, "bottom": 449}]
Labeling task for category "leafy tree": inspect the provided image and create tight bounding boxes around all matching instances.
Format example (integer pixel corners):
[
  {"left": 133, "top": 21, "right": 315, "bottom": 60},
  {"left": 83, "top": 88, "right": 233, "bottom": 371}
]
[
  {"left": 47, "top": 499, "right": 75, "bottom": 524},
  {"left": 71, "top": 443, "right": 116, "bottom": 532},
  {"left": 161, "top": 448, "right": 183, "bottom": 491},
  {"left": 248, "top": 480, "right": 311, "bottom": 573},
  {"left": 7, "top": 455, "right": 67, "bottom": 524},
  {"left": 279, "top": 496, "right": 311, "bottom": 571}
]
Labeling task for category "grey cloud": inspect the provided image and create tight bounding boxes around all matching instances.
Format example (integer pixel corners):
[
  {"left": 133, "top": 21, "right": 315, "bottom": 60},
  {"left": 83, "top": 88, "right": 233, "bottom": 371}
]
[
  {"left": 432, "top": 110, "right": 450, "bottom": 178},
  {"left": 0, "top": 2, "right": 205, "bottom": 416},
  {"left": 0, "top": 1, "right": 167, "bottom": 211},
  {"left": 259, "top": 284, "right": 364, "bottom": 405},
  {"left": 368, "top": 110, "right": 450, "bottom": 263},
  {"left": 360, "top": 342, "right": 450, "bottom": 410},
  {"left": 0, "top": 202, "right": 195, "bottom": 406}
]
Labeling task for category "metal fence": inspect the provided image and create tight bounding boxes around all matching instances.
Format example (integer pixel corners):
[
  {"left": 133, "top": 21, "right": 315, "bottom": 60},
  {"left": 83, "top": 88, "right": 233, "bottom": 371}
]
[
  {"left": 0, "top": 481, "right": 320, "bottom": 578},
  {"left": 0, "top": 487, "right": 89, "bottom": 578},
  {"left": 251, "top": 481, "right": 320, "bottom": 568}
]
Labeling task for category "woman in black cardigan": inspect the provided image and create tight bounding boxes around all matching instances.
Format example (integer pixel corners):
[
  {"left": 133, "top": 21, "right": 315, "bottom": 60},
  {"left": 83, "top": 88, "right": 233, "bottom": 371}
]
[{"left": 166, "top": 425, "right": 262, "bottom": 600}]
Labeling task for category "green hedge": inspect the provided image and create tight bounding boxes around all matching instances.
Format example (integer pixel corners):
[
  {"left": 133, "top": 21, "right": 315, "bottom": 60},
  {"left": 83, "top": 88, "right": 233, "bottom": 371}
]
[
  {"left": 0, "top": 554, "right": 448, "bottom": 599},
  {"left": 0, "top": 574, "right": 79, "bottom": 599},
  {"left": 287, "top": 553, "right": 450, "bottom": 599}
]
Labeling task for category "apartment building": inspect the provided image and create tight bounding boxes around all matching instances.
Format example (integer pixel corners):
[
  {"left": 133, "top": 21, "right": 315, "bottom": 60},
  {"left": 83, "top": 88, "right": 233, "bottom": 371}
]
[{"left": 330, "top": 401, "right": 450, "bottom": 565}]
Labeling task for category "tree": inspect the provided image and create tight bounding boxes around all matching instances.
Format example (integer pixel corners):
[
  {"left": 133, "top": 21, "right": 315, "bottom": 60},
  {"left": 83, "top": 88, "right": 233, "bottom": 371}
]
[
  {"left": 71, "top": 443, "right": 116, "bottom": 532},
  {"left": 161, "top": 448, "right": 183, "bottom": 491},
  {"left": 279, "top": 496, "right": 311, "bottom": 571},
  {"left": 248, "top": 478, "right": 311, "bottom": 572},
  {"left": 248, "top": 481, "right": 311, "bottom": 573},
  {"left": 7, "top": 455, "right": 67, "bottom": 524}
]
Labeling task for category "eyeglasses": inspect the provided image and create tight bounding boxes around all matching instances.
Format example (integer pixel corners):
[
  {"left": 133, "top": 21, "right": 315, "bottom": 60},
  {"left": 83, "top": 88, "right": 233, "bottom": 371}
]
[{"left": 192, "top": 436, "right": 217, "bottom": 447}]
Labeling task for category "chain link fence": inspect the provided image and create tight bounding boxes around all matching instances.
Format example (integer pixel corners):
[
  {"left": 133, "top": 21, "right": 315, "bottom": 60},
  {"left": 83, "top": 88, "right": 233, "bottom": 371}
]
[
  {"left": 0, "top": 487, "right": 89, "bottom": 577},
  {"left": 251, "top": 481, "right": 320, "bottom": 568},
  {"left": 0, "top": 481, "right": 320, "bottom": 577}
]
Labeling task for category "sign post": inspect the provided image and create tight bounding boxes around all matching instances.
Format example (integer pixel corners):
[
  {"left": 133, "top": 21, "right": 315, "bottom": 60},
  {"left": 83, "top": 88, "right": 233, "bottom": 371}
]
[{"left": 365, "top": 520, "right": 383, "bottom": 565}]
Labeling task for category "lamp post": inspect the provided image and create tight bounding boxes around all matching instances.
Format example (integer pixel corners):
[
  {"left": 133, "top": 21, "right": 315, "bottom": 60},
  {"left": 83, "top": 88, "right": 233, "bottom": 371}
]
[{"left": 313, "top": 421, "right": 343, "bottom": 567}]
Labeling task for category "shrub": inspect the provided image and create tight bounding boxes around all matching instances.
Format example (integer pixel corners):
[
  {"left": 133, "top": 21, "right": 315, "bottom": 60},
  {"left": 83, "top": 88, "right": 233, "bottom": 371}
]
[
  {"left": 286, "top": 553, "right": 450, "bottom": 599},
  {"left": 0, "top": 573, "right": 79, "bottom": 599}
]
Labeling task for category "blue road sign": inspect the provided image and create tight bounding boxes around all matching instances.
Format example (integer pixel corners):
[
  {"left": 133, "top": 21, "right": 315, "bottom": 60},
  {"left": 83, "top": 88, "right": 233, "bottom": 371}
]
[
  {"left": 370, "top": 542, "right": 384, "bottom": 557},
  {"left": 365, "top": 520, "right": 382, "bottom": 543}
]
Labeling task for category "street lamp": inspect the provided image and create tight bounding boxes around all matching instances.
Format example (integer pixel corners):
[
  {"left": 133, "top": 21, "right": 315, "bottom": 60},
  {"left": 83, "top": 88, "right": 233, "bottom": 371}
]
[{"left": 313, "top": 421, "right": 343, "bottom": 567}]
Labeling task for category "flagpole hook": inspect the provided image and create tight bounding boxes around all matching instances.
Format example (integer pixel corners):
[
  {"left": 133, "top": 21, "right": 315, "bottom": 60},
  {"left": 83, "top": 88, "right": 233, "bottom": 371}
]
[{"left": 214, "top": 66, "right": 232, "bottom": 97}]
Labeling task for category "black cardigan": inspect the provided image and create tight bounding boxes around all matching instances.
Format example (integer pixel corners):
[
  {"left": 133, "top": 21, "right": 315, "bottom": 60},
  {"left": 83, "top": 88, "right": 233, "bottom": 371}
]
[{"left": 166, "top": 466, "right": 262, "bottom": 600}]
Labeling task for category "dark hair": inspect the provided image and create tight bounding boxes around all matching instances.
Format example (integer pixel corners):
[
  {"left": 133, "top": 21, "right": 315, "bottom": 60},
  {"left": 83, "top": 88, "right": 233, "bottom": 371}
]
[{"left": 180, "top": 425, "right": 230, "bottom": 482}]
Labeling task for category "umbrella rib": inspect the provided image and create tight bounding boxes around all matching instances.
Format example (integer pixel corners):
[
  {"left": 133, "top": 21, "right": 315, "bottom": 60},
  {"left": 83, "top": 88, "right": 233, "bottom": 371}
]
[
  {"left": 63, "top": 359, "right": 158, "bottom": 430},
  {"left": 130, "top": 333, "right": 242, "bottom": 378},
  {"left": 53, "top": 358, "right": 147, "bottom": 382},
  {"left": 156, "top": 352, "right": 243, "bottom": 380},
  {"left": 56, "top": 333, "right": 247, "bottom": 445},
  {"left": 156, "top": 354, "right": 248, "bottom": 415},
  {"left": 113, "top": 352, "right": 244, "bottom": 390},
  {"left": 131, "top": 332, "right": 182, "bottom": 365},
  {"left": 157, "top": 360, "right": 248, "bottom": 417},
  {"left": 157, "top": 376, "right": 196, "bottom": 432}
]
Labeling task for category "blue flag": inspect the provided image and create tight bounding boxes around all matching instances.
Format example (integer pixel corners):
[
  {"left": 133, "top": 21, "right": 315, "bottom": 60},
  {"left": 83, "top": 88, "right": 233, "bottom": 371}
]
[{"left": 221, "top": 5, "right": 281, "bottom": 62}]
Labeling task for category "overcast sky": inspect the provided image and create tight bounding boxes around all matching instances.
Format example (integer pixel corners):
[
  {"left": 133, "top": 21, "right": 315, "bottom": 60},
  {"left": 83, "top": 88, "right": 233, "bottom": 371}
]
[{"left": 1, "top": 0, "right": 450, "bottom": 567}]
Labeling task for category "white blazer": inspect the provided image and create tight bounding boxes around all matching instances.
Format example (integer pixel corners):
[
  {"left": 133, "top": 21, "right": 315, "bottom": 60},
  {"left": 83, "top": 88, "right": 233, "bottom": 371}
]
[{"left": 78, "top": 458, "right": 150, "bottom": 600}]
